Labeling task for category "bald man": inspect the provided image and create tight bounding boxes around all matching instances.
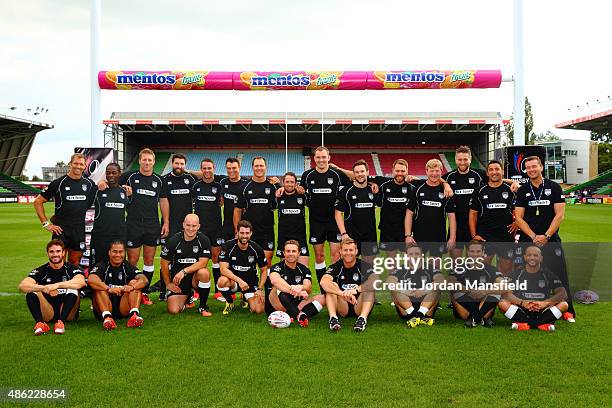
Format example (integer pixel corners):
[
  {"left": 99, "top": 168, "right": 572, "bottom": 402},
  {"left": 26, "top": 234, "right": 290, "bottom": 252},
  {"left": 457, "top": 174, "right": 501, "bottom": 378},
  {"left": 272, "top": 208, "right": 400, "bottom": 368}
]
[{"left": 160, "top": 214, "right": 213, "bottom": 316}]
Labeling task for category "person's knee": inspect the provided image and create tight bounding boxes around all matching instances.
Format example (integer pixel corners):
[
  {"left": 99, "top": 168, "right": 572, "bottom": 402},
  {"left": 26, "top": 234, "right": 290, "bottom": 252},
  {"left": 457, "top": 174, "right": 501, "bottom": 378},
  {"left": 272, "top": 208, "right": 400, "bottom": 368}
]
[
  {"left": 196, "top": 268, "right": 210, "bottom": 281},
  {"left": 498, "top": 300, "right": 511, "bottom": 312},
  {"left": 167, "top": 304, "right": 182, "bottom": 315},
  {"left": 217, "top": 276, "right": 230, "bottom": 287}
]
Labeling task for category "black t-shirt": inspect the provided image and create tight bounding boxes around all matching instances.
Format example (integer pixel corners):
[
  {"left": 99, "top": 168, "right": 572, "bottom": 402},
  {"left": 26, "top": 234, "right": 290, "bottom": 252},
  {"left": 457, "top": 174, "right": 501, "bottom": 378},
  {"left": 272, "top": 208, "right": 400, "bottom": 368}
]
[
  {"left": 219, "top": 239, "right": 267, "bottom": 287},
  {"left": 445, "top": 168, "right": 487, "bottom": 222},
  {"left": 40, "top": 175, "right": 97, "bottom": 227},
  {"left": 451, "top": 265, "right": 502, "bottom": 285},
  {"left": 219, "top": 176, "right": 248, "bottom": 233},
  {"left": 334, "top": 184, "right": 378, "bottom": 239},
  {"left": 391, "top": 267, "right": 440, "bottom": 289},
  {"left": 192, "top": 178, "right": 223, "bottom": 232},
  {"left": 92, "top": 186, "right": 129, "bottom": 237},
  {"left": 28, "top": 262, "right": 84, "bottom": 285},
  {"left": 509, "top": 267, "right": 563, "bottom": 301},
  {"left": 300, "top": 167, "right": 350, "bottom": 223},
  {"left": 120, "top": 171, "right": 167, "bottom": 224},
  {"left": 408, "top": 182, "right": 456, "bottom": 242},
  {"left": 515, "top": 179, "right": 564, "bottom": 240},
  {"left": 324, "top": 259, "right": 374, "bottom": 290},
  {"left": 270, "top": 261, "right": 312, "bottom": 286},
  {"left": 162, "top": 172, "right": 197, "bottom": 230},
  {"left": 160, "top": 231, "right": 212, "bottom": 277},
  {"left": 371, "top": 176, "right": 415, "bottom": 231},
  {"left": 236, "top": 179, "right": 278, "bottom": 236},
  {"left": 89, "top": 260, "right": 141, "bottom": 286},
  {"left": 277, "top": 193, "right": 307, "bottom": 240},
  {"left": 469, "top": 183, "right": 515, "bottom": 241}
]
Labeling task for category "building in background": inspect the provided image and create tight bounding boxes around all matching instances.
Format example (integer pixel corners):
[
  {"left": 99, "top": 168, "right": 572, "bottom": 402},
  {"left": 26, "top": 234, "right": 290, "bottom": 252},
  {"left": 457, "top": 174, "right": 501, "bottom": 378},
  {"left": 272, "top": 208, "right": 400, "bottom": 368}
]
[
  {"left": 537, "top": 139, "right": 598, "bottom": 184},
  {"left": 41, "top": 164, "right": 69, "bottom": 181}
]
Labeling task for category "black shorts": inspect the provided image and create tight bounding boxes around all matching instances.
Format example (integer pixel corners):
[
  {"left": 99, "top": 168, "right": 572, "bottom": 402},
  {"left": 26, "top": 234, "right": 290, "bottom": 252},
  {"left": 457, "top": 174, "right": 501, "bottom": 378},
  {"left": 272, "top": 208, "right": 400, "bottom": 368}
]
[
  {"left": 395, "top": 298, "right": 424, "bottom": 320},
  {"left": 253, "top": 230, "right": 275, "bottom": 253},
  {"left": 90, "top": 235, "right": 125, "bottom": 265},
  {"left": 379, "top": 228, "right": 406, "bottom": 252},
  {"left": 126, "top": 220, "right": 161, "bottom": 248},
  {"left": 309, "top": 219, "right": 342, "bottom": 245},
  {"left": 93, "top": 293, "right": 125, "bottom": 320},
  {"left": 354, "top": 239, "right": 379, "bottom": 256},
  {"left": 416, "top": 241, "right": 448, "bottom": 257},
  {"left": 276, "top": 237, "right": 310, "bottom": 258},
  {"left": 166, "top": 273, "right": 194, "bottom": 298},
  {"left": 230, "top": 282, "right": 258, "bottom": 299},
  {"left": 53, "top": 224, "right": 86, "bottom": 252},
  {"left": 483, "top": 240, "right": 515, "bottom": 260},
  {"left": 455, "top": 220, "right": 472, "bottom": 244},
  {"left": 42, "top": 292, "right": 79, "bottom": 322},
  {"left": 201, "top": 226, "right": 225, "bottom": 247}
]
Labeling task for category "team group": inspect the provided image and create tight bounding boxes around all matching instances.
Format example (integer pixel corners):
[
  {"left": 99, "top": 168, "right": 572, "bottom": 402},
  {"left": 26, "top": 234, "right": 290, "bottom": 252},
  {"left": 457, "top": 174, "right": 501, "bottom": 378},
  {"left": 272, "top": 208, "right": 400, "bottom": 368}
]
[{"left": 19, "top": 145, "right": 575, "bottom": 334}]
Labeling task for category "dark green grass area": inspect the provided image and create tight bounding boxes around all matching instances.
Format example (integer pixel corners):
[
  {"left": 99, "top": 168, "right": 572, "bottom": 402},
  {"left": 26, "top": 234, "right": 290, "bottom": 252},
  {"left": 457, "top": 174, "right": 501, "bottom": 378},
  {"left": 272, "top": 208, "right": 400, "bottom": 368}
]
[{"left": 0, "top": 203, "right": 611, "bottom": 407}]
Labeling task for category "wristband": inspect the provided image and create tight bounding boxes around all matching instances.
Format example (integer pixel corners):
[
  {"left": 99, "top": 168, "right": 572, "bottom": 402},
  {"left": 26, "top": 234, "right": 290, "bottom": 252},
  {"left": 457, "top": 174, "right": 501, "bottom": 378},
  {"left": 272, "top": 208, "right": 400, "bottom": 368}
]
[
  {"left": 341, "top": 232, "right": 348, "bottom": 236},
  {"left": 405, "top": 233, "right": 412, "bottom": 238},
  {"left": 545, "top": 233, "right": 551, "bottom": 241},
  {"left": 42, "top": 221, "right": 51, "bottom": 228}
]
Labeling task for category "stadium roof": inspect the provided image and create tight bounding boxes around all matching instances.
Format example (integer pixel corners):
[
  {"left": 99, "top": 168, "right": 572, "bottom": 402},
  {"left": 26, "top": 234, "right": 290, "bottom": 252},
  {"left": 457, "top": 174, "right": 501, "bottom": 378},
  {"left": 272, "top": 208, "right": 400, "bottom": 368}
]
[
  {"left": 105, "top": 111, "right": 508, "bottom": 126},
  {"left": 0, "top": 113, "right": 53, "bottom": 176},
  {"left": 555, "top": 108, "right": 612, "bottom": 132}
]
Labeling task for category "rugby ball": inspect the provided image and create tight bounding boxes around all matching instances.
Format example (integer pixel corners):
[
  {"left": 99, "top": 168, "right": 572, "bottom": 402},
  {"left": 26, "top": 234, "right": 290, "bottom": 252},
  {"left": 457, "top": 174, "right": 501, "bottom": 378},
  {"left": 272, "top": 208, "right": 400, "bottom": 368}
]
[
  {"left": 268, "top": 311, "right": 291, "bottom": 328},
  {"left": 573, "top": 290, "right": 599, "bottom": 304}
]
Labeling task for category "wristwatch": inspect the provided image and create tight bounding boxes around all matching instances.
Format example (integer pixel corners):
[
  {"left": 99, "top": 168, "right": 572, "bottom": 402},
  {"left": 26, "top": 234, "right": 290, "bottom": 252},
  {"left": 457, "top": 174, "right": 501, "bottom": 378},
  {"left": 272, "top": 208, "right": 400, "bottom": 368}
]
[
  {"left": 544, "top": 233, "right": 551, "bottom": 241},
  {"left": 42, "top": 221, "right": 51, "bottom": 228}
]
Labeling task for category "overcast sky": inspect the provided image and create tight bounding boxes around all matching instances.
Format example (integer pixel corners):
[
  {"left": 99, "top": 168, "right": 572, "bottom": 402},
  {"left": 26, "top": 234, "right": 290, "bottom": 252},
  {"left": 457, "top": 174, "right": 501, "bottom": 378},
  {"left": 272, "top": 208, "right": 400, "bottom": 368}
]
[{"left": 1, "top": 0, "right": 610, "bottom": 176}]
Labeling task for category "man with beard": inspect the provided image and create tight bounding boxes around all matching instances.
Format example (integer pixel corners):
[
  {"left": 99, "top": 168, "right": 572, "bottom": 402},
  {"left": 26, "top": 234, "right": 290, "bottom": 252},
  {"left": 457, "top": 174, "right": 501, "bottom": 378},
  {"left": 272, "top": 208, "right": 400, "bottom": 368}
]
[
  {"left": 88, "top": 241, "right": 148, "bottom": 330},
  {"left": 19, "top": 240, "right": 86, "bottom": 335},
  {"left": 276, "top": 172, "right": 309, "bottom": 265},
  {"left": 34, "top": 153, "right": 97, "bottom": 266},
  {"left": 90, "top": 163, "right": 130, "bottom": 266}
]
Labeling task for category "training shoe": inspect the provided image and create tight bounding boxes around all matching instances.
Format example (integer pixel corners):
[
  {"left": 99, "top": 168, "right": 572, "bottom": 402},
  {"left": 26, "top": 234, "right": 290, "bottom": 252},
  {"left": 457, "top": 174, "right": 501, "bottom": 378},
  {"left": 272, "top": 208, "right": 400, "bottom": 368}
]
[
  {"left": 34, "top": 322, "right": 50, "bottom": 336},
  {"left": 511, "top": 322, "right": 530, "bottom": 331},
  {"left": 127, "top": 313, "right": 144, "bottom": 328},
  {"left": 141, "top": 293, "right": 153, "bottom": 306},
  {"left": 563, "top": 312, "right": 575, "bottom": 323},
  {"left": 103, "top": 316, "right": 117, "bottom": 331},
  {"left": 482, "top": 318, "right": 494, "bottom": 328},
  {"left": 353, "top": 316, "right": 367, "bottom": 332},
  {"left": 329, "top": 316, "right": 341, "bottom": 331},
  {"left": 158, "top": 291, "right": 166, "bottom": 302},
  {"left": 420, "top": 317, "right": 435, "bottom": 326},
  {"left": 239, "top": 299, "right": 249, "bottom": 309},
  {"left": 54, "top": 320, "right": 65, "bottom": 334},
  {"left": 185, "top": 296, "right": 197, "bottom": 309},
  {"left": 538, "top": 323, "right": 556, "bottom": 332},
  {"left": 464, "top": 317, "right": 478, "bottom": 328},
  {"left": 222, "top": 302, "right": 235, "bottom": 316},
  {"left": 407, "top": 317, "right": 420, "bottom": 328},
  {"left": 199, "top": 305, "right": 213, "bottom": 317},
  {"left": 192, "top": 292, "right": 200, "bottom": 300},
  {"left": 214, "top": 292, "right": 226, "bottom": 302},
  {"left": 297, "top": 312, "right": 309, "bottom": 328}
]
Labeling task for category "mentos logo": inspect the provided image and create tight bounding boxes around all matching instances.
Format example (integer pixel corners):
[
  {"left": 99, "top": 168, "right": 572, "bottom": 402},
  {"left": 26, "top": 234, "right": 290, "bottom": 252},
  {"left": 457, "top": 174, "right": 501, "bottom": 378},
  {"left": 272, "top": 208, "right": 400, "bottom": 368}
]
[
  {"left": 385, "top": 71, "right": 445, "bottom": 83},
  {"left": 116, "top": 73, "right": 177, "bottom": 85},
  {"left": 251, "top": 74, "right": 310, "bottom": 87}
]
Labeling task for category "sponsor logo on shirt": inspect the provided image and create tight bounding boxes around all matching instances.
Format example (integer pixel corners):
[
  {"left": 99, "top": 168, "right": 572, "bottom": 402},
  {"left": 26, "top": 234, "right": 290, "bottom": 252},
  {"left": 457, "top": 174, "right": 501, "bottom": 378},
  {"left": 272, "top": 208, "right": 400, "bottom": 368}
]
[
  {"left": 66, "top": 195, "right": 86, "bottom": 201},
  {"left": 249, "top": 198, "right": 269, "bottom": 204},
  {"left": 170, "top": 189, "right": 190, "bottom": 194},
  {"left": 233, "top": 265, "right": 251, "bottom": 272},
  {"left": 341, "top": 283, "right": 358, "bottom": 290},
  {"left": 354, "top": 202, "right": 374, "bottom": 208},
  {"left": 281, "top": 209, "right": 301, "bottom": 214},
  {"left": 177, "top": 258, "right": 197, "bottom": 264},
  {"left": 105, "top": 202, "right": 125, "bottom": 208},
  {"left": 312, "top": 188, "right": 332, "bottom": 194},
  {"left": 422, "top": 200, "right": 442, "bottom": 207},
  {"left": 136, "top": 189, "right": 156, "bottom": 197},
  {"left": 486, "top": 203, "right": 507, "bottom": 209},
  {"left": 224, "top": 193, "right": 237, "bottom": 200},
  {"left": 197, "top": 195, "right": 216, "bottom": 201},
  {"left": 528, "top": 200, "right": 550, "bottom": 206},
  {"left": 454, "top": 189, "right": 474, "bottom": 195},
  {"left": 387, "top": 197, "right": 407, "bottom": 203}
]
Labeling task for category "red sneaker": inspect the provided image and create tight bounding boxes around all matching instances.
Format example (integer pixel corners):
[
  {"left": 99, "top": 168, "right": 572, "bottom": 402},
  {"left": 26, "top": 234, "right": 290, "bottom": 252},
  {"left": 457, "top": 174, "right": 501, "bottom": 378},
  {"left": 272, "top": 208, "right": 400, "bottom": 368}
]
[
  {"left": 34, "top": 322, "right": 50, "bottom": 336},
  {"left": 192, "top": 292, "right": 200, "bottom": 300},
  {"left": 297, "top": 312, "right": 309, "bottom": 328},
  {"left": 185, "top": 296, "right": 197, "bottom": 309},
  {"left": 54, "top": 320, "right": 65, "bottom": 334},
  {"left": 511, "top": 322, "right": 530, "bottom": 331},
  {"left": 214, "top": 292, "right": 225, "bottom": 302},
  {"left": 563, "top": 312, "right": 575, "bottom": 323},
  {"left": 127, "top": 313, "right": 144, "bottom": 328},
  {"left": 141, "top": 293, "right": 153, "bottom": 305},
  {"left": 538, "top": 323, "right": 556, "bottom": 332},
  {"left": 103, "top": 316, "right": 117, "bottom": 331}
]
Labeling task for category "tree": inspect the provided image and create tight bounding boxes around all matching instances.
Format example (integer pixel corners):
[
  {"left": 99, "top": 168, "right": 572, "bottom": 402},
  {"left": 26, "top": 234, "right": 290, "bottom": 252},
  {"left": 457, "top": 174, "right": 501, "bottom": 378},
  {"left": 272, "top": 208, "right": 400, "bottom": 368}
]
[
  {"left": 55, "top": 161, "right": 66, "bottom": 167},
  {"left": 505, "top": 96, "right": 534, "bottom": 145},
  {"left": 529, "top": 130, "right": 560, "bottom": 145},
  {"left": 31, "top": 175, "right": 42, "bottom": 182},
  {"left": 598, "top": 143, "right": 612, "bottom": 173},
  {"left": 16, "top": 174, "right": 29, "bottom": 181},
  {"left": 591, "top": 130, "right": 611, "bottom": 143}
]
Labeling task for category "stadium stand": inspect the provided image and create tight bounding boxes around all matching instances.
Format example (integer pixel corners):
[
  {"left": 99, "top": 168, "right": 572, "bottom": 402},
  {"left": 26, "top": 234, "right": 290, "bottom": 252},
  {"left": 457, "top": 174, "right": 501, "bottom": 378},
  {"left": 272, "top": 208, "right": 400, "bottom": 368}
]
[
  {"left": 129, "top": 151, "right": 171, "bottom": 174},
  {"left": 0, "top": 172, "right": 40, "bottom": 195},
  {"left": 564, "top": 169, "right": 612, "bottom": 194},
  {"left": 325, "top": 153, "right": 377, "bottom": 175},
  {"left": 378, "top": 153, "right": 450, "bottom": 176}
]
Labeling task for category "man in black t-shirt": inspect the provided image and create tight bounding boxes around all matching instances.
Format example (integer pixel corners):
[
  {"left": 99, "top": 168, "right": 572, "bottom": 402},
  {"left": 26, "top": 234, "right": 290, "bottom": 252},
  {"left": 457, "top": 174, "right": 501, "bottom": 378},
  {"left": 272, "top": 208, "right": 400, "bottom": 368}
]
[
  {"left": 514, "top": 155, "right": 574, "bottom": 320},
  {"left": 234, "top": 156, "right": 279, "bottom": 268},
  {"left": 498, "top": 245, "right": 569, "bottom": 331},
  {"left": 320, "top": 239, "right": 376, "bottom": 332},
  {"left": 405, "top": 159, "right": 457, "bottom": 257},
  {"left": 88, "top": 241, "right": 148, "bottom": 330},
  {"left": 160, "top": 214, "right": 212, "bottom": 317},
  {"left": 18, "top": 240, "right": 86, "bottom": 335},
  {"left": 468, "top": 160, "right": 517, "bottom": 275},
  {"left": 334, "top": 159, "right": 379, "bottom": 256},
  {"left": 387, "top": 245, "right": 443, "bottom": 328},
  {"left": 268, "top": 240, "right": 325, "bottom": 327},
  {"left": 217, "top": 220, "right": 268, "bottom": 315},
  {"left": 448, "top": 241, "right": 504, "bottom": 328},
  {"left": 34, "top": 153, "right": 97, "bottom": 266},
  {"left": 118, "top": 148, "right": 170, "bottom": 306},
  {"left": 276, "top": 172, "right": 309, "bottom": 265},
  {"left": 218, "top": 158, "right": 248, "bottom": 242},
  {"left": 90, "top": 163, "right": 130, "bottom": 266}
]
